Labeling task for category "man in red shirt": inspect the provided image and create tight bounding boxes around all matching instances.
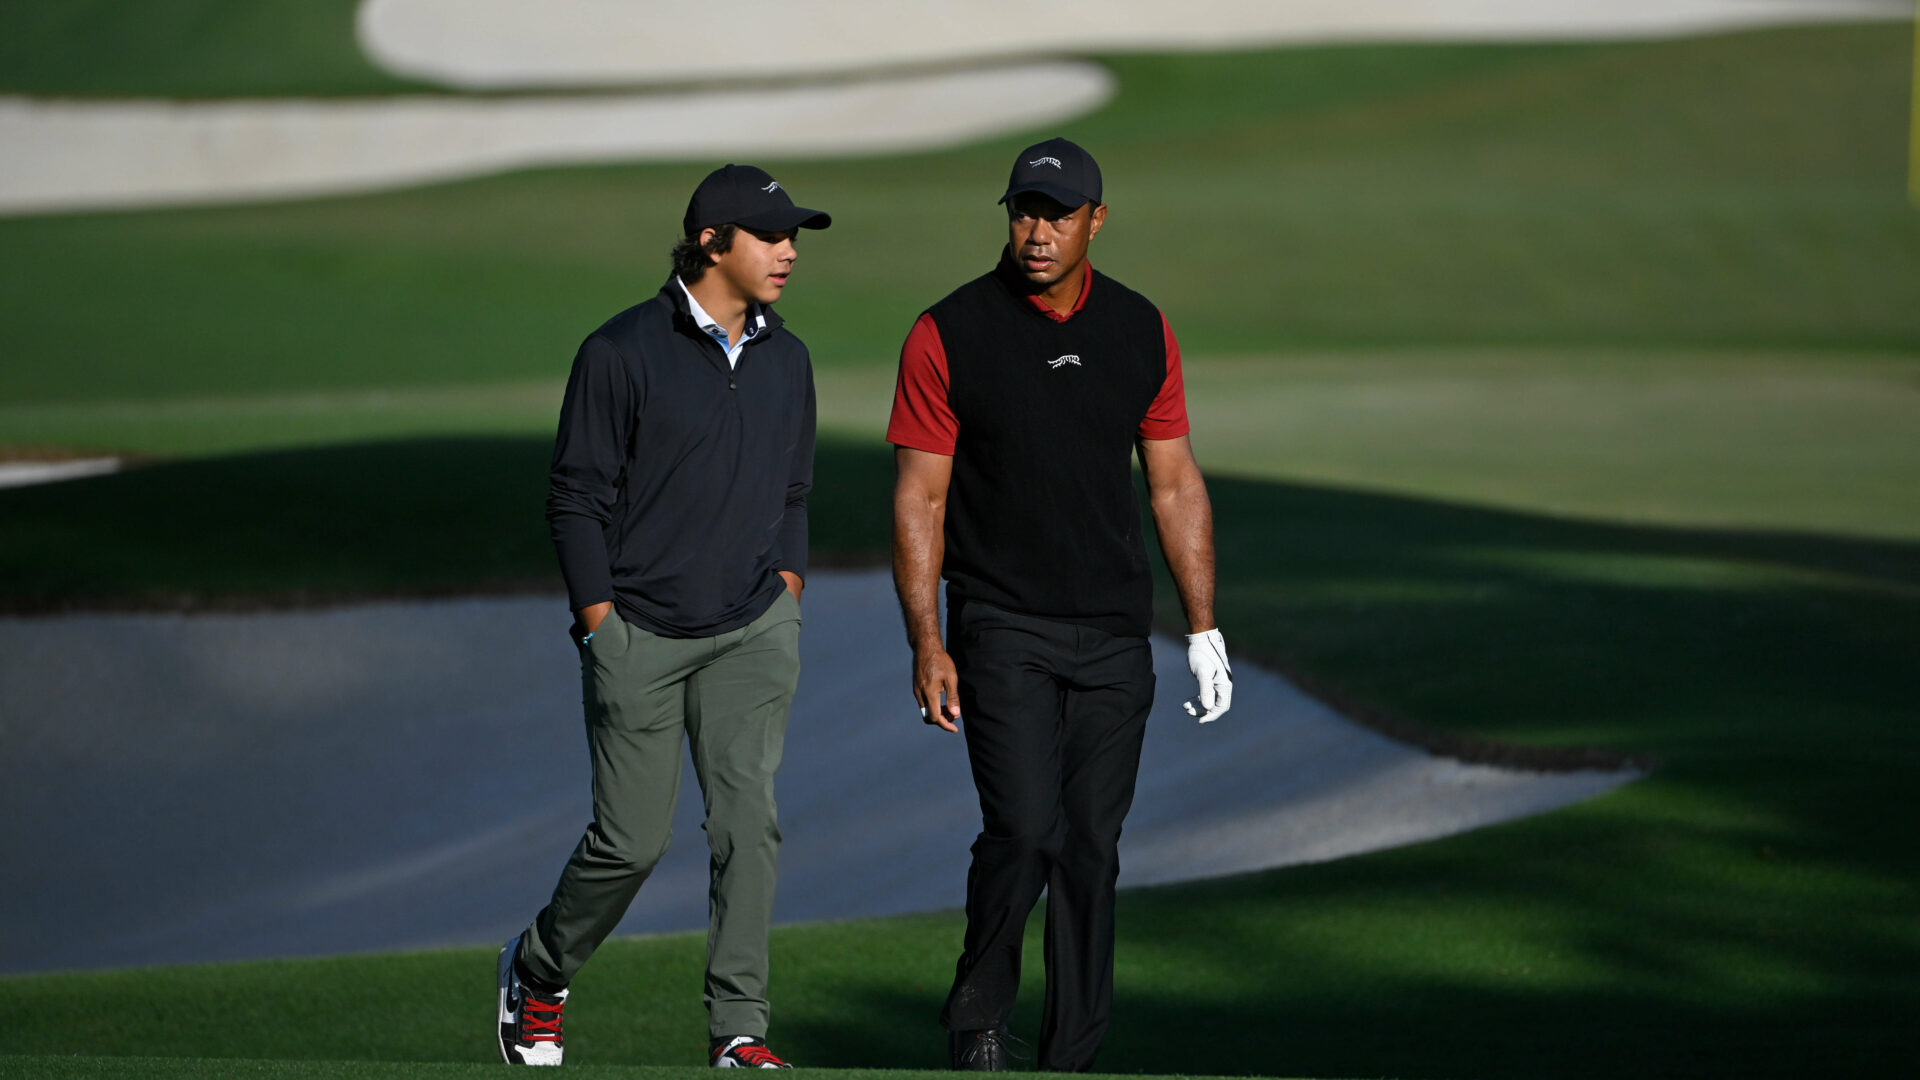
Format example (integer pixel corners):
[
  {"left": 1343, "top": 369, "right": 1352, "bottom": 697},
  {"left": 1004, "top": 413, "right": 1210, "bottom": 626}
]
[{"left": 888, "top": 137, "right": 1232, "bottom": 1072}]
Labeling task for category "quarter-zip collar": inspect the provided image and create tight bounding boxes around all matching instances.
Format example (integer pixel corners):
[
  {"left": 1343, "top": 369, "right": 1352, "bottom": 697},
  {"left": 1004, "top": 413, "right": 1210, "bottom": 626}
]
[
  {"left": 674, "top": 275, "right": 769, "bottom": 368},
  {"left": 660, "top": 274, "right": 786, "bottom": 375}
]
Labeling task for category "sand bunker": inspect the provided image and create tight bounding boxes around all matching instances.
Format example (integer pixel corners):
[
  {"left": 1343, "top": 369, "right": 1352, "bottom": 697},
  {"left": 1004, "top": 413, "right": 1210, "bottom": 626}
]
[
  {"left": 0, "top": 63, "right": 1111, "bottom": 216},
  {"left": 361, "top": 0, "right": 1909, "bottom": 88},
  {"left": 0, "top": 458, "right": 120, "bottom": 489},
  {"left": 3, "top": 1, "right": 1903, "bottom": 216},
  {"left": 0, "top": 570, "right": 1635, "bottom": 974}
]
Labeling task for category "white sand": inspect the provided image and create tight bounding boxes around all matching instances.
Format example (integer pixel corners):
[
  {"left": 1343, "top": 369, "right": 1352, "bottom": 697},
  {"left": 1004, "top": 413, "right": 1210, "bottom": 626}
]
[
  {"left": 0, "top": 458, "right": 119, "bottom": 489},
  {"left": 0, "top": 570, "right": 1636, "bottom": 973},
  {"left": 360, "top": 0, "right": 1910, "bottom": 88},
  {"left": 4, "top": 1, "right": 1904, "bottom": 216},
  {"left": 0, "top": 62, "right": 1111, "bottom": 216}
]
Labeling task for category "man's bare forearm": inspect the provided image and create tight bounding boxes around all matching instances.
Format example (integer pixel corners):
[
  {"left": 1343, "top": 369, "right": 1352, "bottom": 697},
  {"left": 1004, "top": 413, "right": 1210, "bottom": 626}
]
[
  {"left": 892, "top": 479, "right": 946, "bottom": 650},
  {"left": 892, "top": 448, "right": 962, "bottom": 730},
  {"left": 1144, "top": 445, "right": 1221, "bottom": 630},
  {"left": 1154, "top": 485, "right": 1216, "bottom": 631}
]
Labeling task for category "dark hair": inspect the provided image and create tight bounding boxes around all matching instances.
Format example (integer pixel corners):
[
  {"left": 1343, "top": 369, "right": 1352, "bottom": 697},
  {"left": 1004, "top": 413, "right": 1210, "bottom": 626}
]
[{"left": 671, "top": 223, "right": 737, "bottom": 282}]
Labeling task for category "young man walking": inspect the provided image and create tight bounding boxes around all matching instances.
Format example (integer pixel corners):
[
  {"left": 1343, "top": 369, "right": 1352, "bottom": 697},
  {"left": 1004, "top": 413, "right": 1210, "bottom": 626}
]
[
  {"left": 888, "top": 138, "right": 1233, "bottom": 1073},
  {"left": 497, "top": 164, "right": 829, "bottom": 1068}
]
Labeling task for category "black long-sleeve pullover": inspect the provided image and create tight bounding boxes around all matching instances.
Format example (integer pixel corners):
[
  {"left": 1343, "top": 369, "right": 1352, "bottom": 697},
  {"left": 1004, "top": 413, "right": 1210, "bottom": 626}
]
[{"left": 546, "top": 277, "right": 815, "bottom": 638}]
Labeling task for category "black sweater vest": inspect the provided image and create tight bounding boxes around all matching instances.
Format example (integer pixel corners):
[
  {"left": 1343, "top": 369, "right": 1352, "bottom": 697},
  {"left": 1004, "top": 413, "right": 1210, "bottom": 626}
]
[{"left": 928, "top": 255, "right": 1167, "bottom": 637}]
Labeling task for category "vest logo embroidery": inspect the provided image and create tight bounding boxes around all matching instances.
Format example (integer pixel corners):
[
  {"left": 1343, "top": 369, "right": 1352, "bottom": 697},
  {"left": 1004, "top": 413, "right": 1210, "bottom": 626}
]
[{"left": 1049, "top": 354, "right": 1082, "bottom": 369}]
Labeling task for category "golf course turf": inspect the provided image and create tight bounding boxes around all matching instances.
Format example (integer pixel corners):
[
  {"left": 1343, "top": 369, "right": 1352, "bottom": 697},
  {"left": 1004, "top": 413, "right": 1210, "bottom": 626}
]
[{"left": 2, "top": 8, "right": 1917, "bottom": 1079}]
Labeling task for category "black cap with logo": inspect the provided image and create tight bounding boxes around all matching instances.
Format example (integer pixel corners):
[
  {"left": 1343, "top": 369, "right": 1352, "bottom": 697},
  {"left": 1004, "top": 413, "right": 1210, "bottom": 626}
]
[
  {"left": 999, "top": 137, "right": 1103, "bottom": 209},
  {"left": 683, "top": 164, "right": 832, "bottom": 236}
]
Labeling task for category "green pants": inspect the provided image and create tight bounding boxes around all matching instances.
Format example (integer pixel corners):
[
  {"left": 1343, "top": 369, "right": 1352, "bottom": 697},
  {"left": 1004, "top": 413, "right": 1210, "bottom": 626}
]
[{"left": 519, "top": 590, "right": 802, "bottom": 1039}]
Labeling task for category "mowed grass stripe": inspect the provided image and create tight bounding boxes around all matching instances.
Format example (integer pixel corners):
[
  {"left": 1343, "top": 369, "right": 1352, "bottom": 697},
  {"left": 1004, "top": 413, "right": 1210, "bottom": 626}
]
[{"left": 1182, "top": 349, "right": 1920, "bottom": 541}]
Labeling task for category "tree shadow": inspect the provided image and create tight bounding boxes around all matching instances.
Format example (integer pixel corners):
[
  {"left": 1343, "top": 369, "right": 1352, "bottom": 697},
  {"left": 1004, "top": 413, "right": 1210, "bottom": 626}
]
[{"left": 0, "top": 434, "right": 894, "bottom": 610}]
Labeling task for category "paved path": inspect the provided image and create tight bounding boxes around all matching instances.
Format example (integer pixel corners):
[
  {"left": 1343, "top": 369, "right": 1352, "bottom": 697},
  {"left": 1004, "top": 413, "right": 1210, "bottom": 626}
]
[{"left": 0, "top": 570, "right": 1635, "bottom": 974}]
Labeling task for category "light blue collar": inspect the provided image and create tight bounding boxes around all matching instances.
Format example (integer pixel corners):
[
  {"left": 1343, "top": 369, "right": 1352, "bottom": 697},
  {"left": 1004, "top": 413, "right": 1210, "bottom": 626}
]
[{"left": 676, "top": 277, "right": 766, "bottom": 367}]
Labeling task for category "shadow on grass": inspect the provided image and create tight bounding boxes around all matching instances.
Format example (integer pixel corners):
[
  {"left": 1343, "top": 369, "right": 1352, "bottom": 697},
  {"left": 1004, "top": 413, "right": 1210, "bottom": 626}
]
[
  {"left": 0, "top": 435, "right": 894, "bottom": 610},
  {"left": 3, "top": 435, "right": 1916, "bottom": 1077}
]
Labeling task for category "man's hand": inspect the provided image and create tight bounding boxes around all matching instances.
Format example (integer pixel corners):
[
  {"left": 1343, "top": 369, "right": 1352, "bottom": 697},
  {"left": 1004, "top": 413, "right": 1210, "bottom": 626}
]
[
  {"left": 778, "top": 570, "right": 803, "bottom": 602},
  {"left": 1183, "top": 627, "right": 1233, "bottom": 723},
  {"left": 913, "top": 642, "right": 962, "bottom": 733},
  {"left": 571, "top": 601, "right": 613, "bottom": 645}
]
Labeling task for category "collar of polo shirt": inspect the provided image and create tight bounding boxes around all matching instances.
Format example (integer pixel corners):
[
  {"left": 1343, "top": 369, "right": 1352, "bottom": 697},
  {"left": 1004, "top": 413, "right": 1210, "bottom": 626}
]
[{"left": 676, "top": 276, "right": 767, "bottom": 368}]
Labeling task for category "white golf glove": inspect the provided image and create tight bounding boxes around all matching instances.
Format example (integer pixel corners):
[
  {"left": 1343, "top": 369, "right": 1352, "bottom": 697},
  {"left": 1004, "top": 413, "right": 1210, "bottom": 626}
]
[{"left": 1183, "top": 628, "right": 1233, "bottom": 723}]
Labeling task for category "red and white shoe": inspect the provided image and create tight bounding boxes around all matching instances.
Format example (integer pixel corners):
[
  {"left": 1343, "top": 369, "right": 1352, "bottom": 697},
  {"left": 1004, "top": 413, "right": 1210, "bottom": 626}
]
[
  {"left": 711, "top": 1035, "right": 792, "bottom": 1068},
  {"left": 497, "top": 934, "right": 567, "bottom": 1066}
]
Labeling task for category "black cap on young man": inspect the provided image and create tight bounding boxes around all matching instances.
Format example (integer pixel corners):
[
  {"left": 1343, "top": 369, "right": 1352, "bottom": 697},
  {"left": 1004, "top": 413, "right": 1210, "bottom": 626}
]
[
  {"left": 999, "top": 137, "right": 1103, "bottom": 209},
  {"left": 684, "top": 164, "right": 833, "bottom": 235}
]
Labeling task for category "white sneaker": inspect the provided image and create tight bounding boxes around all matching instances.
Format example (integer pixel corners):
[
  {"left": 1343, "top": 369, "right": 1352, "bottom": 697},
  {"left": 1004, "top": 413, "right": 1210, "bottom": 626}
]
[
  {"left": 497, "top": 934, "right": 568, "bottom": 1066},
  {"left": 711, "top": 1035, "right": 792, "bottom": 1068}
]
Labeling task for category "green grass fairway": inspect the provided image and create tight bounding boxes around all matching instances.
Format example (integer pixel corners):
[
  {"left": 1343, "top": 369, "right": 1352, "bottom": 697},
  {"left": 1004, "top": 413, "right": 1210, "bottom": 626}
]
[
  {"left": 4, "top": 26, "right": 1917, "bottom": 416},
  {"left": 0, "top": 438, "right": 891, "bottom": 606},
  {"left": 0, "top": 0, "right": 422, "bottom": 98},
  {"left": 3, "top": 10, "right": 1918, "bottom": 1080},
  {"left": 5, "top": 349, "right": 1918, "bottom": 608},
  {"left": 1182, "top": 349, "right": 1920, "bottom": 540}
]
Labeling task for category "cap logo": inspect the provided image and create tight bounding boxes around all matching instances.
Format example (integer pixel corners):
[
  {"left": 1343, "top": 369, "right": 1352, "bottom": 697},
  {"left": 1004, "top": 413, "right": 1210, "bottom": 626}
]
[
  {"left": 1028, "top": 157, "right": 1064, "bottom": 169},
  {"left": 761, "top": 181, "right": 782, "bottom": 193},
  {"left": 1049, "top": 354, "right": 1082, "bottom": 369}
]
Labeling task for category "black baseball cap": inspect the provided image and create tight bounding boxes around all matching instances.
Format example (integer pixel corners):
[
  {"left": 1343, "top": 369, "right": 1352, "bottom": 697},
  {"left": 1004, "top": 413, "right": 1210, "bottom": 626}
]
[
  {"left": 998, "top": 137, "right": 1102, "bottom": 209},
  {"left": 683, "top": 164, "right": 831, "bottom": 235}
]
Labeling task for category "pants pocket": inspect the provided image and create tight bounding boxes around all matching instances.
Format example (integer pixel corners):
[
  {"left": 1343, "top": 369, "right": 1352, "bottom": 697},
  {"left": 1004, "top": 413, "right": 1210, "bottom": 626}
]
[{"left": 582, "top": 608, "right": 634, "bottom": 661}]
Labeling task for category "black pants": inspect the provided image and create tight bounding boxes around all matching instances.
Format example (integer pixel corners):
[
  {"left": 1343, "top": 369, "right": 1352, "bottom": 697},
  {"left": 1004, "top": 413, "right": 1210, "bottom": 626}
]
[{"left": 939, "top": 600, "right": 1155, "bottom": 1072}]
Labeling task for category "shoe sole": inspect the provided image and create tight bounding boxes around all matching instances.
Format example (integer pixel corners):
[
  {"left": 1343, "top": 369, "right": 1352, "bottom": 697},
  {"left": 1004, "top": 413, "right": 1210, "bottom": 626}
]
[{"left": 497, "top": 934, "right": 518, "bottom": 1065}]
